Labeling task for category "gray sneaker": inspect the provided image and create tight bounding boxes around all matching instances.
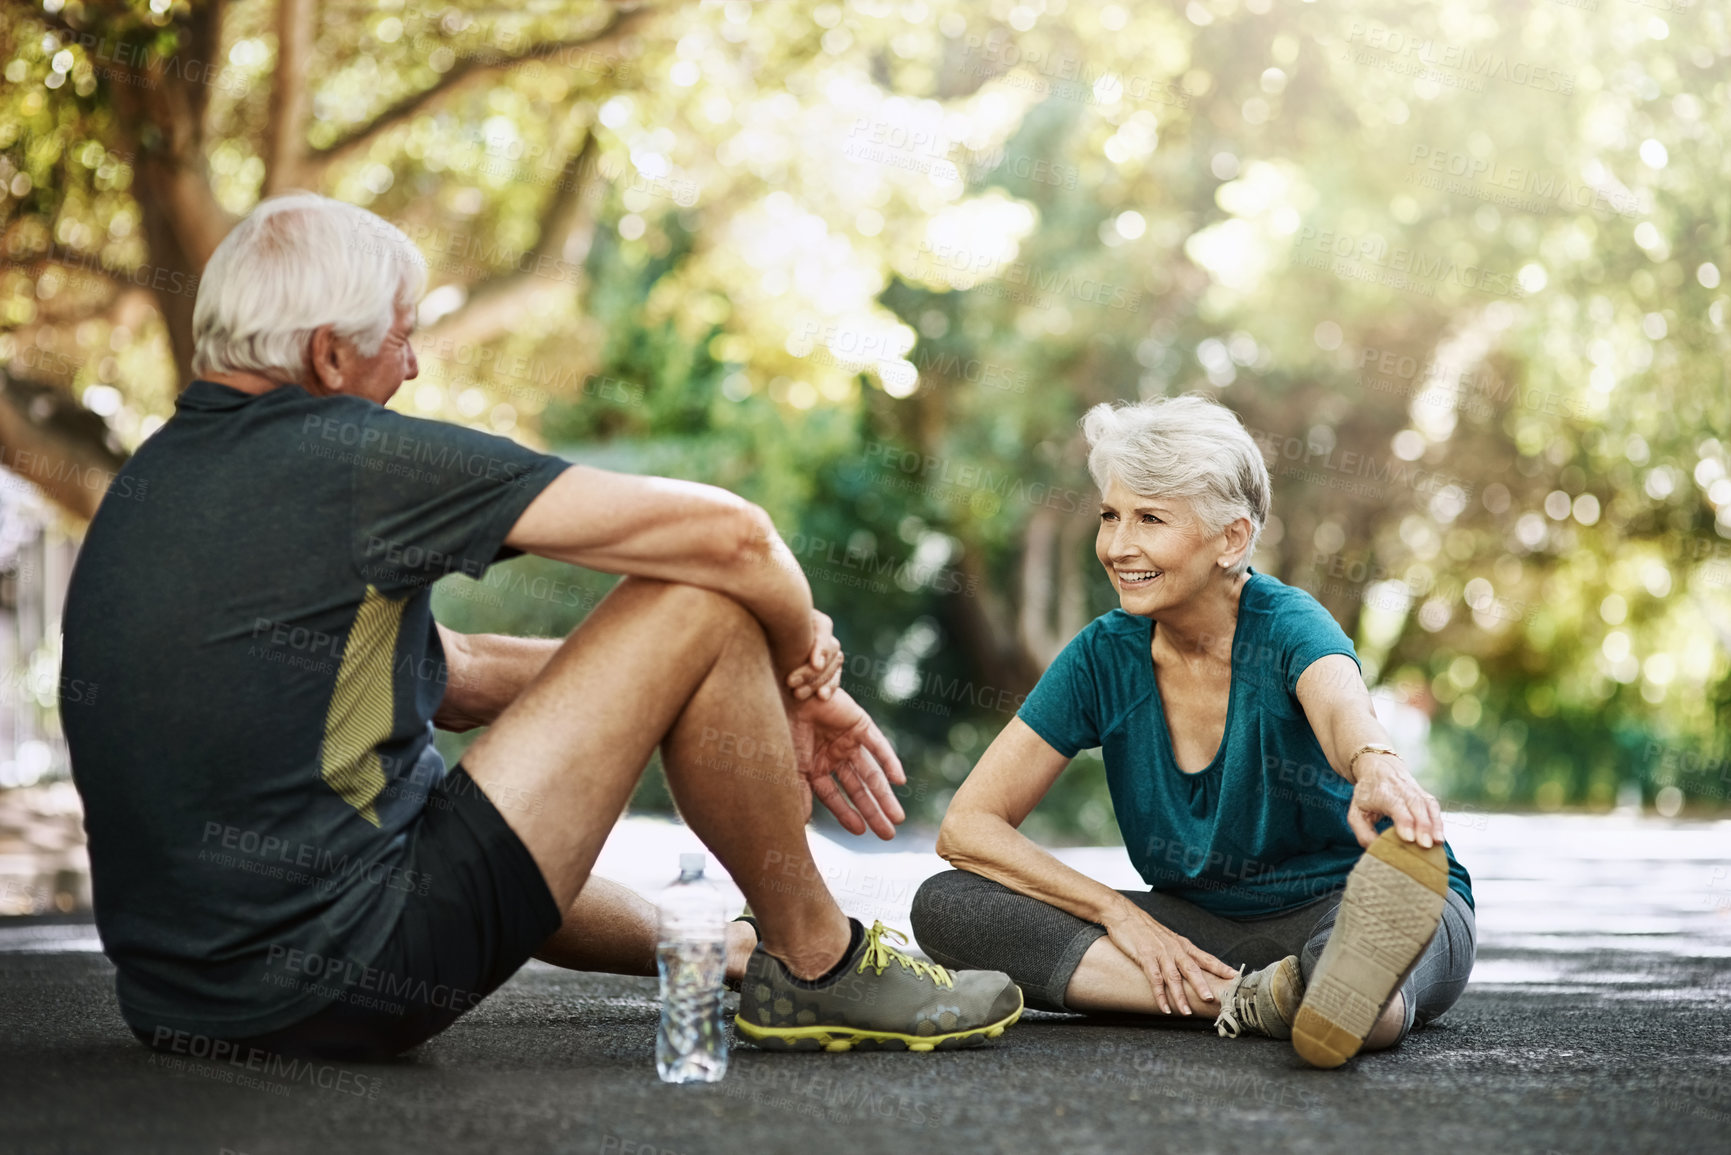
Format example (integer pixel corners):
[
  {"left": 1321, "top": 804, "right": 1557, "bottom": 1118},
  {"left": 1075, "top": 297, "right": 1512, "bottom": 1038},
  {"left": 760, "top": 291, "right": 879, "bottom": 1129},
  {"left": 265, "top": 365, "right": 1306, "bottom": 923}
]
[
  {"left": 1214, "top": 954, "right": 1304, "bottom": 1040},
  {"left": 735, "top": 918, "right": 1023, "bottom": 1052}
]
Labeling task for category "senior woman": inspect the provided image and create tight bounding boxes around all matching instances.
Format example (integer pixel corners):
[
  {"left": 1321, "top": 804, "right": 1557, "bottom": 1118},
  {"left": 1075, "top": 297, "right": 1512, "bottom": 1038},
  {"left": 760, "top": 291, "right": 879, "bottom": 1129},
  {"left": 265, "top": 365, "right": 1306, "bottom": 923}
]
[{"left": 911, "top": 395, "right": 1475, "bottom": 1068}]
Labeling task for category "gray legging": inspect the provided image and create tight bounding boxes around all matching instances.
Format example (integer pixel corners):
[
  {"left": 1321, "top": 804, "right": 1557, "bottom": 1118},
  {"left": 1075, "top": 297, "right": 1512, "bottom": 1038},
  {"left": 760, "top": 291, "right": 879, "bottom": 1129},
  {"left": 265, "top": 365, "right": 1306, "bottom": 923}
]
[{"left": 910, "top": 869, "right": 1475, "bottom": 1040}]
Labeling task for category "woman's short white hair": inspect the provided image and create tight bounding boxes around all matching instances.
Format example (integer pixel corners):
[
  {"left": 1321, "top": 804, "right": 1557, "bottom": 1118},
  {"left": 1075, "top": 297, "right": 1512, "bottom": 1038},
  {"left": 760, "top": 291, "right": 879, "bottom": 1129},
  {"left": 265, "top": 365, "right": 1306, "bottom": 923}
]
[
  {"left": 191, "top": 192, "right": 428, "bottom": 382},
  {"left": 1081, "top": 394, "right": 1271, "bottom": 576}
]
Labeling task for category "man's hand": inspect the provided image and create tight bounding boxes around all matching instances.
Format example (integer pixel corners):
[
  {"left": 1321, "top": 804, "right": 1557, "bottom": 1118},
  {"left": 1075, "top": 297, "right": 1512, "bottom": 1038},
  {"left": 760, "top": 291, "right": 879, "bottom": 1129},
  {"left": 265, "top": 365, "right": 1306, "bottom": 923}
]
[
  {"left": 1347, "top": 757, "right": 1445, "bottom": 849},
  {"left": 784, "top": 687, "right": 906, "bottom": 839},
  {"left": 785, "top": 609, "right": 843, "bottom": 701},
  {"left": 431, "top": 625, "right": 563, "bottom": 731}
]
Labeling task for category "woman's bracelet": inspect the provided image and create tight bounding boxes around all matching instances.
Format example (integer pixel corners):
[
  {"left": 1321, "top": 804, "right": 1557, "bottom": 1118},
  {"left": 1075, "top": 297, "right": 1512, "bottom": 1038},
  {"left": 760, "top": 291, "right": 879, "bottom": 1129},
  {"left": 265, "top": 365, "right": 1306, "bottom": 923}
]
[{"left": 1347, "top": 743, "right": 1400, "bottom": 783}]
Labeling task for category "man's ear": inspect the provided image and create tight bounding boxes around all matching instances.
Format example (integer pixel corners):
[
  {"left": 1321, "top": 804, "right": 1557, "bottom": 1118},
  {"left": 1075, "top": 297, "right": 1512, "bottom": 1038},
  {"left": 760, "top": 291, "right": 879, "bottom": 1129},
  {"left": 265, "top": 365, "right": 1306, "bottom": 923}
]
[{"left": 307, "top": 325, "right": 347, "bottom": 395}]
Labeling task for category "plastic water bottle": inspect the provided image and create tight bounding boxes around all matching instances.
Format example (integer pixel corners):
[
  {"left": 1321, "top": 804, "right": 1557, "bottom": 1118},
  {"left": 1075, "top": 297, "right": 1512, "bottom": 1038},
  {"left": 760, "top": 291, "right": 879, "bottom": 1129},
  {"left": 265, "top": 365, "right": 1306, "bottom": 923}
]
[{"left": 655, "top": 852, "right": 729, "bottom": 1084}]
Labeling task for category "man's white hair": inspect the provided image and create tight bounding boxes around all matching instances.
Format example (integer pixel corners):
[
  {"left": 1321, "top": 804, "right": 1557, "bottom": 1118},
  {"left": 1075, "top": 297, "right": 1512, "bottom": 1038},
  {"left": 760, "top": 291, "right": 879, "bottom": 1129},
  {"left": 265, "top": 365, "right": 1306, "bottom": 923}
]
[
  {"left": 1081, "top": 394, "right": 1271, "bottom": 576},
  {"left": 191, "top": 192, "right": 428, "bottom": 382}
]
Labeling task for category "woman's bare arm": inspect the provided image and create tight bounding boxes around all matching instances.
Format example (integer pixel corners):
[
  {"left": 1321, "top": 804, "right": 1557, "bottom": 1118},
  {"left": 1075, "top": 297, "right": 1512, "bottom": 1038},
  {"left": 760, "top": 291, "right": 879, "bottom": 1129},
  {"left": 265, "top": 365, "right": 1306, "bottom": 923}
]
[
  {"left": 1296, "top": 653, "right": 1444, "bottom": 848},
  {"left": 935, "top": 718, "right": 1140, "bottom": 925}
]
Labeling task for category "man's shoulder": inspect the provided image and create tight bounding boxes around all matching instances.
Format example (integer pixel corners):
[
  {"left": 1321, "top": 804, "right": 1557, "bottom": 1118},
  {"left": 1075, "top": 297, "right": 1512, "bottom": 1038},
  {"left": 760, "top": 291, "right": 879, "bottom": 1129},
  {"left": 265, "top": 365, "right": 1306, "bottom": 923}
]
[
  {"left": 292, "top": 397, "right": 538, "bottom": 473},
  {"left": 171, "top": 381, "right": 385, "bottom": 447},
  {"left": 294, "top": 393, "right": 411, "bottom": 436}
]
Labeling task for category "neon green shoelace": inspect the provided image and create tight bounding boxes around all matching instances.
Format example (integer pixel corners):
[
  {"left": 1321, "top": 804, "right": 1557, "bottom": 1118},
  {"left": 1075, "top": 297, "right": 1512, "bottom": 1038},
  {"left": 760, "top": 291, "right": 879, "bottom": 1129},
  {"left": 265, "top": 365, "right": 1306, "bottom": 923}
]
[{"left": 856, "top": 921, "right": 955, "bottom": 989}]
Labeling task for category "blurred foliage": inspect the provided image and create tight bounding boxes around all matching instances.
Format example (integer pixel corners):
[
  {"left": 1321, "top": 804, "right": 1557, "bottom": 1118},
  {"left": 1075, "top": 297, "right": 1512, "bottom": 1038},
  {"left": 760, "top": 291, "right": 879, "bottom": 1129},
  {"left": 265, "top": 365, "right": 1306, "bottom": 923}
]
[{"left": 6, "top": 0, "right": 1731, "bottom": 834}]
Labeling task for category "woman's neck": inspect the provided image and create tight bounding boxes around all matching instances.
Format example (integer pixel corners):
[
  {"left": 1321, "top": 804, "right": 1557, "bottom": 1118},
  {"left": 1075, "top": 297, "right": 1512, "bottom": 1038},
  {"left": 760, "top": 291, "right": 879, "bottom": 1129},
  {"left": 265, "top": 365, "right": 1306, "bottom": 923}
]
[{"left": 1151, "top": 570, "right": 1251, "bottom": 661}]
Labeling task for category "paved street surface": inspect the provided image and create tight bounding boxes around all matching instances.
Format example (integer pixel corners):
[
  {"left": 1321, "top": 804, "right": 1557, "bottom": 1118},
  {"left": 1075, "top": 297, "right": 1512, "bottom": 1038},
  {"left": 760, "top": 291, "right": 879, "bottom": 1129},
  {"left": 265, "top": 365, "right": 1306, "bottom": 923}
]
[{"left": 2, "top": 812, "right": 1728, "bottom": 1155}]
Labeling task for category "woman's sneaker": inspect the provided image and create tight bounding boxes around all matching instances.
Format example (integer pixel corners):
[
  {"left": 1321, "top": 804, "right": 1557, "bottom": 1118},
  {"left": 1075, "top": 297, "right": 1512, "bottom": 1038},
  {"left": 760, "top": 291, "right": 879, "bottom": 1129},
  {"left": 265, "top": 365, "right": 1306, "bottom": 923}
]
[
  {"left": 1213, "top": 955, "right": 1303, "bottom": 1040},
  {"left": 1292, "top": 827, "right": 1448, "bottom": 1069},
  {"left": 735, "top": 918, "right": 1023, "bottom": 1052}
]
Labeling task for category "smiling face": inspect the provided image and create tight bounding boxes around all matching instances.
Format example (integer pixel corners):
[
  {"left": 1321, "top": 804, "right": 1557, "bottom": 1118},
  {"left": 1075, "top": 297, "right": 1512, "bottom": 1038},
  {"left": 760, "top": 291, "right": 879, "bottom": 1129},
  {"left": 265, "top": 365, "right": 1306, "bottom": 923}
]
[{"left": 1096, "top": 476, "right": 1244, "bottom": 615}]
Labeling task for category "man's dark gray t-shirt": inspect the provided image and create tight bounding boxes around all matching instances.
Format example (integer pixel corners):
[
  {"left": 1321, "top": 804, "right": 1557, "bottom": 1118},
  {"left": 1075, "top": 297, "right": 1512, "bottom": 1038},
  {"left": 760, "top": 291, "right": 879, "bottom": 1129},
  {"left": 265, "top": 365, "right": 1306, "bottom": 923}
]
[{"left": 60, "top": 379, "right": 570, "bottom": 1038}]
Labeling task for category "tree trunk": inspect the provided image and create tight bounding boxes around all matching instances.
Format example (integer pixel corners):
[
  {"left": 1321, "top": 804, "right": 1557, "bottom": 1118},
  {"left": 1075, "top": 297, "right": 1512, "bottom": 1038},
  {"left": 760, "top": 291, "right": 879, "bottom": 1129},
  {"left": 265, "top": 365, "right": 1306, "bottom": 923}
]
[
  {"left": 0, "top": 372, "right": 128, "bottom": 520},
  {"left": 106, "top": 0, "right": 233, "bottom": 383},
  {"left": 264, "top": 0, "right": 318, "bottom": 195},
  {"left": 6, "top": 0, "right": 660, "bottom": 520}
]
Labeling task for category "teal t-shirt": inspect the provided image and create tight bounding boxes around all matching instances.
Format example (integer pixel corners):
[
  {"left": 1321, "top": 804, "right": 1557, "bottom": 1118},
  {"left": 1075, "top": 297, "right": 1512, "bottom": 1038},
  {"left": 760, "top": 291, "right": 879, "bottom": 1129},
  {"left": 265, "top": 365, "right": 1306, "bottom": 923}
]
[{"left": 1016, "top": 568, "right": 1473, "bottom": 918}]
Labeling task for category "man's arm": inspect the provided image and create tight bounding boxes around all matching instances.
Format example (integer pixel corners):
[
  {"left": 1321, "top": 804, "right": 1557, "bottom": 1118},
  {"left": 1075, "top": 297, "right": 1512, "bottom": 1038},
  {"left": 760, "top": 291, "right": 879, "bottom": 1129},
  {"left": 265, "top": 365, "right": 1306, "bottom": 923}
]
[
  {"left": 502, "top": 465, "right": 815, "bottom": 675},
  {"left": 431, "top": 624, "right": 561, "bottom": 731}
]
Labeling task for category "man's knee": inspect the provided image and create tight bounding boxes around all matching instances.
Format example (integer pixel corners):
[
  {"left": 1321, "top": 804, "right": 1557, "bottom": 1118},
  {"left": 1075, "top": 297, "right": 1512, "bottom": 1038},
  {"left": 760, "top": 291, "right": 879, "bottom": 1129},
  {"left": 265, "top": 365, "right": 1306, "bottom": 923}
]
[{"left": 608, "top": 576, "right": 765, "bottom": 647}]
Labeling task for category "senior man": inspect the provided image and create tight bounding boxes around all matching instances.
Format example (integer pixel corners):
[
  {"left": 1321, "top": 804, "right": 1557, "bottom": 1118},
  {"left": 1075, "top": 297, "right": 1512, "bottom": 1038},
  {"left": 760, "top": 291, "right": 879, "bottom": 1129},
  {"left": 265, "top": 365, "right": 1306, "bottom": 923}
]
[{"left": 60, "top": 192, "right": 1021, "bottom": 1061}]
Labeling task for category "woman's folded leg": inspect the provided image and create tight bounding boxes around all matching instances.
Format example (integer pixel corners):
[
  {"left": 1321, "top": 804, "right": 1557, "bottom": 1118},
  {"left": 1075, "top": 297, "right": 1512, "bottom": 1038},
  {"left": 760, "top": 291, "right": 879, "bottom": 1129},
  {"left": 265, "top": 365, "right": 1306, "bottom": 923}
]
[
  {"left": 911, "top": 869, "right": 1111, "bottom": 1012},
  {"left": 912, "top": 869, "right": 1334, "bottom": 1016}
]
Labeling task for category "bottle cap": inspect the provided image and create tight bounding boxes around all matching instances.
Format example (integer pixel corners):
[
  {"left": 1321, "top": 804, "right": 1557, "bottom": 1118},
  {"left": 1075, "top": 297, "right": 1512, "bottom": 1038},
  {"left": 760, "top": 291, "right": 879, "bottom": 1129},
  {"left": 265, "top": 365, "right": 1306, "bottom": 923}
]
[{"left": 679, "top": 852, "right": 706, "bottom": 875}]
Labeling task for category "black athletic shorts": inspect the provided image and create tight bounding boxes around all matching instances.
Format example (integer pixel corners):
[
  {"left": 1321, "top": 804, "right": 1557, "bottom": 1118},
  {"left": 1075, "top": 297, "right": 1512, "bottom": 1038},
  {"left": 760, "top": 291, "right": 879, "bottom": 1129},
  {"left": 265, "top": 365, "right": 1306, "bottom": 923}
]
[{"left": 133, "top": 763, "right": 564, "bottom": 1061}]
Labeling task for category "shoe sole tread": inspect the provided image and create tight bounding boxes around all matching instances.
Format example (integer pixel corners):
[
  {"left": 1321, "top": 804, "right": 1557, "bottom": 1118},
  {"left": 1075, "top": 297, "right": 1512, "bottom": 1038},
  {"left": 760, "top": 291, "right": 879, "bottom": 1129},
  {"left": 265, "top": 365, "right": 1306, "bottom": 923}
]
[
  {"left": 735, "top": 995, "right": 1024, "bottom": 1053},
  {"left": 1292, "top": 830, "right": 1447, "bottom": 1069}
]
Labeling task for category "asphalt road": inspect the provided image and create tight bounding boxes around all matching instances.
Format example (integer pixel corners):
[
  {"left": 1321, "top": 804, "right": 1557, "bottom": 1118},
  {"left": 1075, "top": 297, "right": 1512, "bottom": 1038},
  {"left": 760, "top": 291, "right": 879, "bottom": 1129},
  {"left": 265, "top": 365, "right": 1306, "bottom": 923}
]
[
  {"left": 1, "top": 934, "right": 1727, "bottom": 1155},
  {"left": 3, "top": 813, "right": 1729, "bottom": 1155}
]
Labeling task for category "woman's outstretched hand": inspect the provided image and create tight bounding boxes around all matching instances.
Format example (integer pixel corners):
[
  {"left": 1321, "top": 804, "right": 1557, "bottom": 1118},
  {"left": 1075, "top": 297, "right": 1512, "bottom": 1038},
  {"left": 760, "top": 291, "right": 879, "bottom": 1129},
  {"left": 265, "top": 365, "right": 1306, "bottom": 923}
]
[
  {"left": 1100, "top": 901, "right": 1240, "bottom": 1016},
  {"left": 1347, "top": 758, "right": 1445, "bottom": 849}
]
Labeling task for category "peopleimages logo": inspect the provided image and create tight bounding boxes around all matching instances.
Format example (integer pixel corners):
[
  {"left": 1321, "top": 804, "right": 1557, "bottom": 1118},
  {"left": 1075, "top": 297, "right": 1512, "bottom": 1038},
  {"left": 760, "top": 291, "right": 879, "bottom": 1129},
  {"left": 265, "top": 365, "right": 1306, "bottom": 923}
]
[
  {"left": 264, "top": 945, "right": 485, "bottom": 1013},
  {"left": 148, "top": 1027, "right": 381, "bottom": 1098},
  {"left": 1296, "top": 227, "right": 1523, "bottom": 299},
  {"left": 1342, "top": 22, "right": 1575, "bottom": 94},
  {"left": 914, "top": 242, "right": 1142, "bottom": 311},
  {"left": 1407, "top": 145, "right": 1647, "bottom": 219},
  {"left": 1246, "top": 425, "right": 1474, "bottom": 501},
  {"left": 299, "top": 415, "right": 540, "bottom": 484},
  {"left": 861, "top": 442, "right": 1088, "bottom": 513},
  {"left": 198, "top": 822, "right": 433, "bottom": 897}
]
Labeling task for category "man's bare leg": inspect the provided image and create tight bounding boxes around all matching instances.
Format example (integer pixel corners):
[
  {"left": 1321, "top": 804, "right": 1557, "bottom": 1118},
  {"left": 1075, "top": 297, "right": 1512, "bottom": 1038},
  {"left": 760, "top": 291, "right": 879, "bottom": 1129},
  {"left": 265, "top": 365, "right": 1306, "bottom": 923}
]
[
  {"left": 533, "top": 877, "right": 758, "bottom": 983},
  {"left": 1065, "top": 937, "right": 1408, "bottom": 1046},
  {"left": 461, "top": 576, "right": 850, "bottom": 981},
  {"left": 654, "top": 580, "right": 846, "bottom": 977}
]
